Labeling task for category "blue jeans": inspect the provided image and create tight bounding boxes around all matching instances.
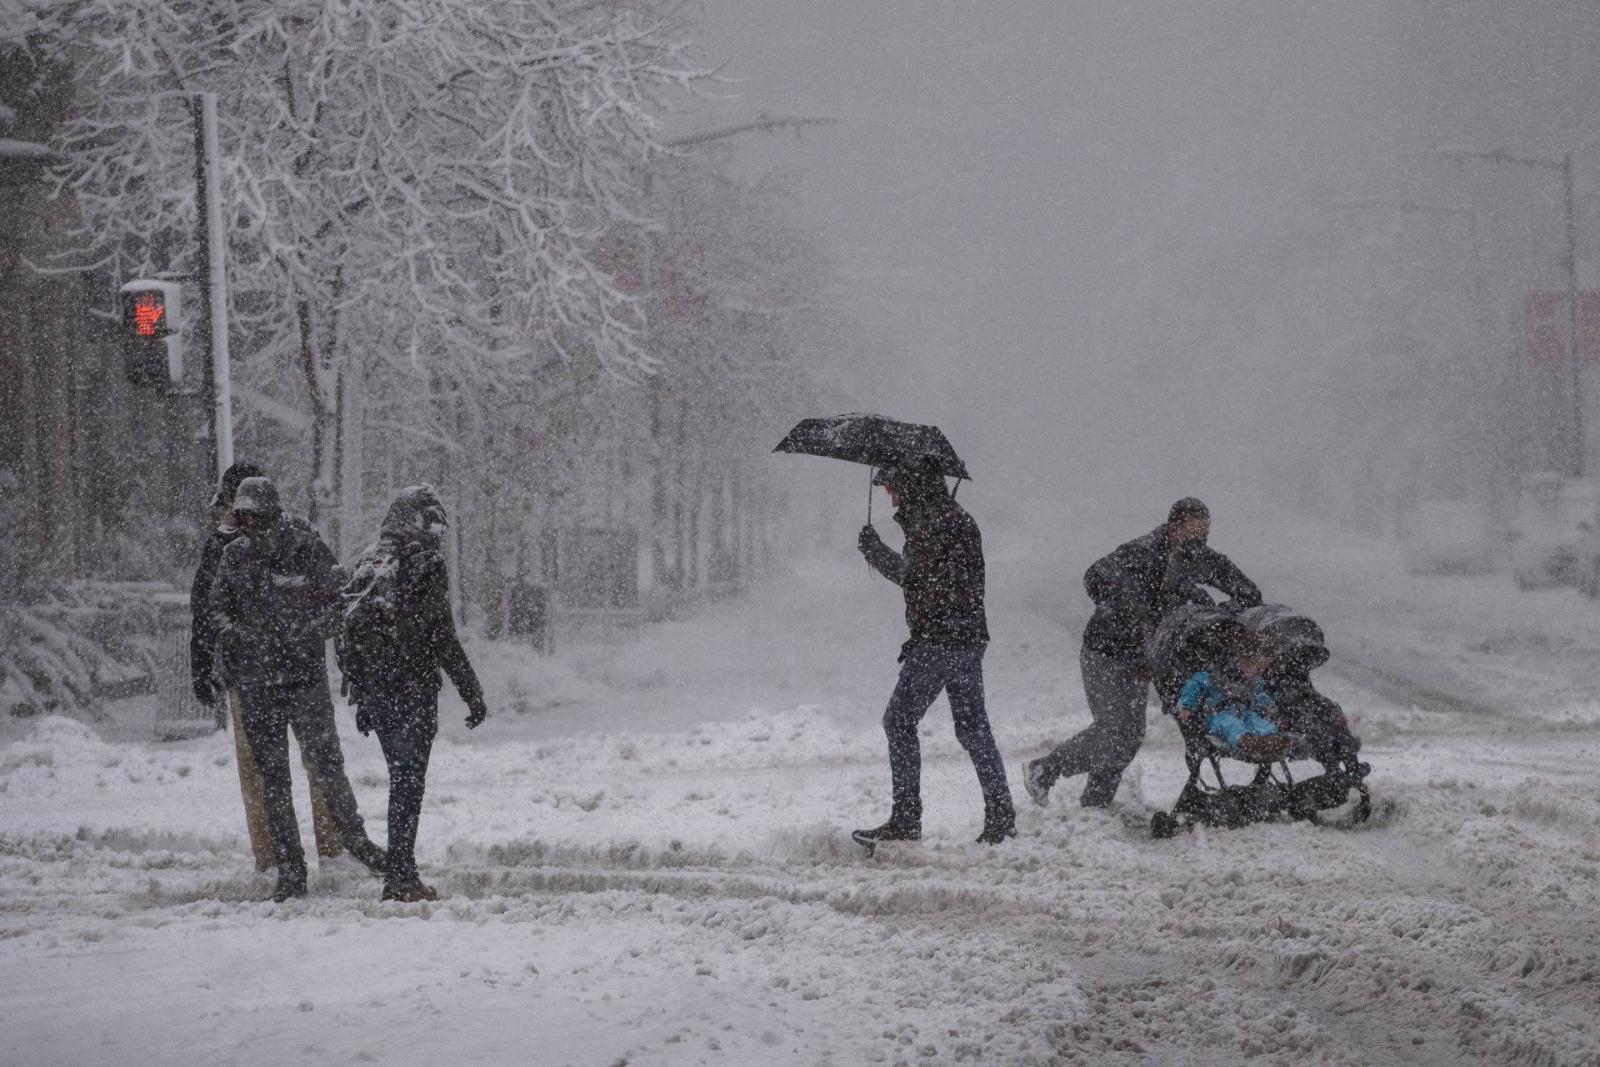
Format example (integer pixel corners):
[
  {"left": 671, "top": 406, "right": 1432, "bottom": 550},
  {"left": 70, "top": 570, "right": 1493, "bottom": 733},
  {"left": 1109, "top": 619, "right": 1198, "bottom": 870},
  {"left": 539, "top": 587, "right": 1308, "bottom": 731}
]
[
  {"left": 362, "top": 693, "right": 439, "bottom": 883},
  {"left": 883, "top": 644, "right": 1013, "bottom": 819}
]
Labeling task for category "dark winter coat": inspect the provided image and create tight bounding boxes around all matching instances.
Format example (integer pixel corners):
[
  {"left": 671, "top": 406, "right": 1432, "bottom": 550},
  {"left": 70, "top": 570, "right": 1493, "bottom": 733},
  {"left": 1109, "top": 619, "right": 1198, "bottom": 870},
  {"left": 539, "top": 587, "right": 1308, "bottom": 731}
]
[
  {"left": 1081, "top": 526, "right": 1260, "bottom": 661},
  {"left": 210, "top": 515, "right": 342, "bottom": 689},
  {"left": 341, "top": 488, "right": 485, "bottom": 712},
  {"left": 190, "top": 524, "right": 242, "bottom": 690},
  {"left": 862, "top": 496, "right": 990, "bottom": 649}
]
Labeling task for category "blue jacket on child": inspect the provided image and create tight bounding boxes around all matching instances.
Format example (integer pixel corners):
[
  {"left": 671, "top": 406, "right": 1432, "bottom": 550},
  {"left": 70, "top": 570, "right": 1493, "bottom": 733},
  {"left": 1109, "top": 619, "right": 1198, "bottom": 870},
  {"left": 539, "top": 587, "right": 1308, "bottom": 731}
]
[{"left": 1175, "top": 669, "right": 1281, "bottom": 747}]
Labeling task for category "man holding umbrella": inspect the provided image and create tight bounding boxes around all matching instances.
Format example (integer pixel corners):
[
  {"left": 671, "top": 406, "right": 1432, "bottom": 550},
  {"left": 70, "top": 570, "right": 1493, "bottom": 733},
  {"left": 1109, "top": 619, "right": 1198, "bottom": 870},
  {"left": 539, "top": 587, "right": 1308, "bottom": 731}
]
[
  {"left": 775, "top": 414, "right": 1016, "bottom": 847},
  {"left": 855, "top": 456, "right": 1016, "bottom": 847}
]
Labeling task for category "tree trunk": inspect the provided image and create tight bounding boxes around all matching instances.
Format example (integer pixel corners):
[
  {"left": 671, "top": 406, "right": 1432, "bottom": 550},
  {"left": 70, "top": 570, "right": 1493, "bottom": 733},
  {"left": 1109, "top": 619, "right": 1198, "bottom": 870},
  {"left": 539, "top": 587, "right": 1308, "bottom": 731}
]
[
  {"left": 708, "top": 462, "right": 726, "bottom": 585},
  {"left": 728, "top": 463, "right": 744, "bottom": 588},
  {"left": 687, "top": 455, "right": 702, "bottom": 589},
  {"left": 672, "top": 399, "right": 689, "bottom": 590},
  {"left": 650, "top": 379, "right": 667, "bottom": 587},
  {"left": 296, "top": 298, "right": 334, "bottom": 531}
]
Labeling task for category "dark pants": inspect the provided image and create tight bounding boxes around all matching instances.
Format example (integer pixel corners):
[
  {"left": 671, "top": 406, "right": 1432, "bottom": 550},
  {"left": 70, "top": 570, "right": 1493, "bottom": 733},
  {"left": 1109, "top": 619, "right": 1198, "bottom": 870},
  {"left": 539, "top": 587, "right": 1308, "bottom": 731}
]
[
  {"left": 883, "top": 644, "right": 1013, "bottom": 820},
  {"left": 364, "top": 692, "right": 439, "bottom": 884},
  {"left": 1036, "top": 648, "right": 1152, "bottom": 807},
  {"left": 238, "top": 678, "right": 372, "bottom": 875}
]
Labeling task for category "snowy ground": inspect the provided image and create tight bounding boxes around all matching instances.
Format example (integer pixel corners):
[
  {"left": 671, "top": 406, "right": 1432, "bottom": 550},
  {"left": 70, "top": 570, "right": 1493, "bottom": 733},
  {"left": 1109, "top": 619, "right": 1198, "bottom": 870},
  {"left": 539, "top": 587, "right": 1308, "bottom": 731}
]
[{"left": 4, "top": 529, "right": 1600, "bottom": 1066}]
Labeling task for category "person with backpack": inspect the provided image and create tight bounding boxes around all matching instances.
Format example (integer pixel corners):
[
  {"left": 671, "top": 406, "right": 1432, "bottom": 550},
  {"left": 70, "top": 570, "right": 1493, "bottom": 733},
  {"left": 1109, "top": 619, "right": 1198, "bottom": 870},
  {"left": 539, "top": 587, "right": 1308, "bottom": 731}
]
[
  {"left": 341, "top": 486, "right": 488, "bottom": 903},
  {"left": 211, "top": 476, "right": 388, "bottom": 902},
  {"left": 1021, "top": 498, "right": 1262, "bottom": 810}
]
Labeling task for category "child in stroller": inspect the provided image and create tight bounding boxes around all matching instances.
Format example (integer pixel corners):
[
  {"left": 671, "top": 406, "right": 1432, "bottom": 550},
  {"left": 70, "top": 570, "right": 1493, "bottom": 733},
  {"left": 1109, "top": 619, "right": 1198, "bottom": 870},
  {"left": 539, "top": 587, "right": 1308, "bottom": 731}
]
[
  {"left": 1172, "top": 636, "right": 1291, "bottom": 761},
  {"left": 1147, "top": 600, "right": 1372, "bottom": 838}
]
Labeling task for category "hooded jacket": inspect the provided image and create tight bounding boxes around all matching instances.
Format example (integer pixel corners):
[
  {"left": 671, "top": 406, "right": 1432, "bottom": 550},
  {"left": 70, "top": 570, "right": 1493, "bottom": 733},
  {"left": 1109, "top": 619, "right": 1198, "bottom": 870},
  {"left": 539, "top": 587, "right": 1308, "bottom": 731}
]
[
  {"left": 342, "top": 486, "right": 484, "bottom": 711},
  {"left": 210, "top": 513, "right": 342, "bottom": 689},
  {"left": 862, "top": 489, "right": 989, "bottom": 649},
  {"left": 1081, "top": 526, "right": 1260, "bottom": 661}
]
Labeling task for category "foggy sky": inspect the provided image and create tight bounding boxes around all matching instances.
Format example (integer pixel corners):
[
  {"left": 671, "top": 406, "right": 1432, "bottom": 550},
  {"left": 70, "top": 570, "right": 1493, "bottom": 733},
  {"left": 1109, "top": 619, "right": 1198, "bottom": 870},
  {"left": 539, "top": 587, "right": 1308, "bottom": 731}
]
[{"left": 687, "top": 0, "right": 1600, "bottom": 534}]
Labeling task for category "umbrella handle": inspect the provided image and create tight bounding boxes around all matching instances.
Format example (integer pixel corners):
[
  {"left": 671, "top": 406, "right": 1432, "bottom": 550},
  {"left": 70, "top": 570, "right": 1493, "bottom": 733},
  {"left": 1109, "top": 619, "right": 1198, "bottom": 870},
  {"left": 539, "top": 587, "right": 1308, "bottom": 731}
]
[{"left": 866, "top": 472, "right": 873, "bottom": 574}]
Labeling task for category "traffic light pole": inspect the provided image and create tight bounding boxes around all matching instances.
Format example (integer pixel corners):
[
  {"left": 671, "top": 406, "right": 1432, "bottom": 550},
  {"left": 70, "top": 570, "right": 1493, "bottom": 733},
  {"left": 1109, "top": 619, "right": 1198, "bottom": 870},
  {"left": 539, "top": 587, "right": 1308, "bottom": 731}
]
[{"left": 191, "top": 92, "right": 233, "bottom": 477}]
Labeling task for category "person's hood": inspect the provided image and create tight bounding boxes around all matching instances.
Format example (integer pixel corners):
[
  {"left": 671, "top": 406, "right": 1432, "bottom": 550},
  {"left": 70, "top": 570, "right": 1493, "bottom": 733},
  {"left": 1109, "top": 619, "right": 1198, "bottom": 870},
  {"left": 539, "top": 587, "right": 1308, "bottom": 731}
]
[{"left": 379, "top": 484, "right": 449, "bottom": 549}]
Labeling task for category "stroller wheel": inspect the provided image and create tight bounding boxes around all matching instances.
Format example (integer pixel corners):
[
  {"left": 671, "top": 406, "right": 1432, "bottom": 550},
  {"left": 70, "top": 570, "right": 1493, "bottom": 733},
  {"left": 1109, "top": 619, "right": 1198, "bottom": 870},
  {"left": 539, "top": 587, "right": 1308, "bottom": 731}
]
[{"left": 1151, "top": 811, "right": 1180, "bottom": 839}]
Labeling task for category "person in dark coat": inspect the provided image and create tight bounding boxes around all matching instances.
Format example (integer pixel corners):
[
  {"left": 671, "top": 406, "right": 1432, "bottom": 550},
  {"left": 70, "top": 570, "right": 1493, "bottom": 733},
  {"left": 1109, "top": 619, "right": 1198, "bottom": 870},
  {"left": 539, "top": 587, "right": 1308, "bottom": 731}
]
[
  {"left": 854, "top": 457, "right": 1015, "bottom": 846},
  {"left": 1022, "top": 497, "right": 1262, "bottom": 809},
  {"left": 189, "top": 462, "right": 263, "bottom": 710},
  {"left": 340, "top": 485, "right": 488, "bottom": 902},
  {"left": 211, "top": 476, "right": 387, "bottom": 901}
]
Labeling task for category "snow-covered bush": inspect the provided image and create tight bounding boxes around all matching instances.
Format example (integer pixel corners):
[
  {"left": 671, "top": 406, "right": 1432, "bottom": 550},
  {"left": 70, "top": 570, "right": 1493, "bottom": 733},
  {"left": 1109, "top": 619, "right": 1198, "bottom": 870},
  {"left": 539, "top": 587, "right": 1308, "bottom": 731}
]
[{"left": 0, "top": 468, "right": 163, "bottom": 718}]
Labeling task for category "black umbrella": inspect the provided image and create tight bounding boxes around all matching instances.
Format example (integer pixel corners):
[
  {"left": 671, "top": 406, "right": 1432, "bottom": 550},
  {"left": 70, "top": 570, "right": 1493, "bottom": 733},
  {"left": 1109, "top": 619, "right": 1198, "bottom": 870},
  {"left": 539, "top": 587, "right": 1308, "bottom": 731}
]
[{"left": 773, "top": 413, "right": 970, "bottom": 522}]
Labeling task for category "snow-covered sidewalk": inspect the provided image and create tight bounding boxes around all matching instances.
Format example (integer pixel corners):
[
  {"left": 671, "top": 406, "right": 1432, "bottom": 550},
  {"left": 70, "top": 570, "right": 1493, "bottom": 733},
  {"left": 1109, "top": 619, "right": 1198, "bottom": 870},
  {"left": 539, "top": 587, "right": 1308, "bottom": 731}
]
[{"left": 3, "top": 555, "right": 1599, "bottom": 1065}]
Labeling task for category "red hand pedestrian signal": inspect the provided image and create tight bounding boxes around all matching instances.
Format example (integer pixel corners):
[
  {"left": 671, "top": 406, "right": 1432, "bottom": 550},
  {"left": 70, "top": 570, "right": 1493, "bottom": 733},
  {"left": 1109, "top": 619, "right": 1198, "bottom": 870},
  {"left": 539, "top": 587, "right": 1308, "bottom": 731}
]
[
  {"left": 118, "top": 281, "right": 183, "bottom": 388},
  {"left": 133, "top": 293, "right": 166, "bottom": 337}
]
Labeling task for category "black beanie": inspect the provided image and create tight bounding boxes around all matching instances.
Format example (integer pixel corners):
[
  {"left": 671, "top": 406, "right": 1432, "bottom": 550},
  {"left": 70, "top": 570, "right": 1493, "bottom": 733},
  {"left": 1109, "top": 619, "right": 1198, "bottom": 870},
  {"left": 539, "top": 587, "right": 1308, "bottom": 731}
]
[
  {"left": 211, "top": 462, "right": 265, "bottom": 508},
  {"left": 1167, "top": 497, "right": 1209, "bottom": 526}
]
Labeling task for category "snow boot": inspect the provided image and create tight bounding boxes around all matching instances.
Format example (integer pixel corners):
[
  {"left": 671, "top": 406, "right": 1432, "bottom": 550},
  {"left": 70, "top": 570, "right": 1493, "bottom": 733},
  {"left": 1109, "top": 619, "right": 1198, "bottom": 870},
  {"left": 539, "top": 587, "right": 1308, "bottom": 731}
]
[
  {"left": 852, "top": 809, "right": 922, "bottom": 848},
  {"left": 1022, "top": 759, "right": 1051, "bottom": 808},
  {"left": 349, "top": 839, "right": 389, "bottom": 879},
  {"left": 382, "top": 877, "right": 439, "bottom": 903},
  {"left": 271, "top": 866, "right": 307, "bottom": 903},
  {"left": 976, "top": 806, "right": 1016, "bottom": 845}
]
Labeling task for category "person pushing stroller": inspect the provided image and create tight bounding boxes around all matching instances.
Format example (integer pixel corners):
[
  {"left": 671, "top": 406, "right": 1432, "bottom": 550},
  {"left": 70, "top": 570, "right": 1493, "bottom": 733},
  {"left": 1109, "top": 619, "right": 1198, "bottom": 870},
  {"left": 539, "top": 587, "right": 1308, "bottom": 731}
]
[{"left": 1023, "top": 497, "right": 1261, "bottom": 809}]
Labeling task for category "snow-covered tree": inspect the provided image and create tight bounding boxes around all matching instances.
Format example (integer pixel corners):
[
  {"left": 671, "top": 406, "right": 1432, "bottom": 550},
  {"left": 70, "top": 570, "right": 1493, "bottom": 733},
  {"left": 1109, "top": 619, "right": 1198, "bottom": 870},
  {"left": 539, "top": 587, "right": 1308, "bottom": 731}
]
[{"left": 10, "top": 0, "right": 703, "bottom": 544}]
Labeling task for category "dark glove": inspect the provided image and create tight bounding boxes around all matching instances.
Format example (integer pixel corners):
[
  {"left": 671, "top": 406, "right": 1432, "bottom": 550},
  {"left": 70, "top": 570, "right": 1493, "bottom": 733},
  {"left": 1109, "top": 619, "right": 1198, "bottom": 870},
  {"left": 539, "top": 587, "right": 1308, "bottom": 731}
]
[
  {"left": 355, "top": 705, "right": 373, "bottom": 737},
  {"left": 466, "top": 699, "right": 488, "bottom": 730},
  {"left": 857, "top": 525, "right": 882, "bottom": 555},
  {"left": 191, "top": 672, "right": 221, "bottom": 708}
]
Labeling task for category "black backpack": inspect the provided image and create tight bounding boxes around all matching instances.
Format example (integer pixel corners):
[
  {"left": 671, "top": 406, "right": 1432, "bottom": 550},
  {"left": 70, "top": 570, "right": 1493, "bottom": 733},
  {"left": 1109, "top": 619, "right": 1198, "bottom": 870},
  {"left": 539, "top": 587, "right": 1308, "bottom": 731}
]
[{"left": 337, "top": 543, "right": 405, "bottom": 704}]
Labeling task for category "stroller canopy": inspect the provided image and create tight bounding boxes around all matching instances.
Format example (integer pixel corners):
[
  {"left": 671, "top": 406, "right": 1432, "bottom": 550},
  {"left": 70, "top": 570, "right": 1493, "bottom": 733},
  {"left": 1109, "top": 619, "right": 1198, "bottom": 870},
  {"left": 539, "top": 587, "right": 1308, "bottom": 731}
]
[
  {"left": 1148, "top": 601, "right": 1245, "bottom": 678},
  {"left": 1238, "top": 603, "right": 1329, "bottom": 671}
]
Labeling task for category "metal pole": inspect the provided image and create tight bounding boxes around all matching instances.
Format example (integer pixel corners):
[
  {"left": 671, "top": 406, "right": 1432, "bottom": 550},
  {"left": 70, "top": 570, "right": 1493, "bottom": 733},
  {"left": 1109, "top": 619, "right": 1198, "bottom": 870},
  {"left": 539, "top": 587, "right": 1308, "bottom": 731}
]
[
  {"left": 193, "top": 92, "right": 233, "bottom": 476},
  {"left": 1563, "top": 152, "right": 1583, "bottom": 478}
]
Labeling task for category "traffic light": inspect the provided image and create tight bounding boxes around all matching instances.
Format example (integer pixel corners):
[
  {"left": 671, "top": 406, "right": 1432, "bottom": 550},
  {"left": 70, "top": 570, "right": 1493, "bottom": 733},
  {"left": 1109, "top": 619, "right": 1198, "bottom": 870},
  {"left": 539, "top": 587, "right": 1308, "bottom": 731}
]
[{"left": 118, "top": 280, "right": 184, "bottom": 388}]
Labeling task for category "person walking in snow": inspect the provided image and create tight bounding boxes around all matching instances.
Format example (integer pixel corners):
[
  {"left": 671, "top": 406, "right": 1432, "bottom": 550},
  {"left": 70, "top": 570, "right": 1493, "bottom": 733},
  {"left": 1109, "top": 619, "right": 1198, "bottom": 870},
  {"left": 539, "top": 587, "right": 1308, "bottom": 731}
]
[
  {"left": 190, "top": 462, "right": 344, "bottom": 871},
  {"left": 853, "top": 456, "right": 1016, "bottom": 847},
  {"left": 211, "top": 476, "right": 387, "bottom": 901},
  {"left": 190, "top": 462, "right": 264, "bottom": 714},
  {"left": 339, "top": 486, "right": 488, "bottom": 902},
  {"left": 1021, "top": 497, "right": 1262, "bottom": 810}
]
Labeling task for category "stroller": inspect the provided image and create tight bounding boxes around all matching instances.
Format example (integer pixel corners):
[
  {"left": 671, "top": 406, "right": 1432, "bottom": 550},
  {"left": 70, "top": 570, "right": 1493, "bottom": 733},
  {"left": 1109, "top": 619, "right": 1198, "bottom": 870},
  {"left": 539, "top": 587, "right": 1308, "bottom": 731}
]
[{"left": 1146, "top": 601, "right": 1372, "bottom": 839}]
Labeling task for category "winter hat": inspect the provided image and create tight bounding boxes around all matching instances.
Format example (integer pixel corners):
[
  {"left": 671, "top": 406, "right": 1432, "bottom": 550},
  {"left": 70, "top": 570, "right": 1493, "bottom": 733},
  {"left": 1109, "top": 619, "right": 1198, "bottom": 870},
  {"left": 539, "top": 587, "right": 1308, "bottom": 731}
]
[
  {"left": 231, "top": 476, "right": 282, "bottom": 518},
  {"left": 379, "top": 484, "right": 449, "bottom": 548},
  {"left": 210, "top": 462, "right": 265, "bottom": 508},
  {"left": 1167, "top": 497, "right": 1210, "bottom": 527}
]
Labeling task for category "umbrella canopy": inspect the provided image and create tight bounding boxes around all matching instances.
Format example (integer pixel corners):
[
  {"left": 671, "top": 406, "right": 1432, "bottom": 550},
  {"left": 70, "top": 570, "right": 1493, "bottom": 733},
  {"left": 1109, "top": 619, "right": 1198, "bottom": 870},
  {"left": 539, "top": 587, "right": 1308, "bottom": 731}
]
[{"left": 772, "top": 413, "right": 971, "bottom": 481}]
